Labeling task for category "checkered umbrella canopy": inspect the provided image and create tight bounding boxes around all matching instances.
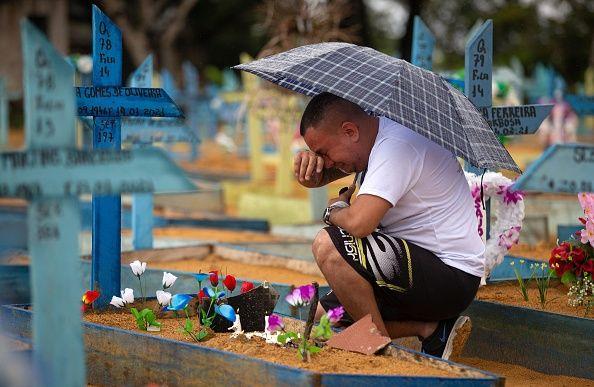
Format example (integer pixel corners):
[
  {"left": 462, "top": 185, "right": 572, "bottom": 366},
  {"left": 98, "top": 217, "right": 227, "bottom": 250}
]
[{"left": 234, "top": 42, "right": 521, "bottom": 173}]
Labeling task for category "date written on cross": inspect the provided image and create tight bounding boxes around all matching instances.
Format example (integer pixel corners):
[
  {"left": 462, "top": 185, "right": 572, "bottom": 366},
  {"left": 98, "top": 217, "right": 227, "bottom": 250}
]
[
  {"left": 76, "top": 86, "right": 181, "bottom": 117},
  {"left": 478, "top": 105, "right": 552, "bottom": 136}
]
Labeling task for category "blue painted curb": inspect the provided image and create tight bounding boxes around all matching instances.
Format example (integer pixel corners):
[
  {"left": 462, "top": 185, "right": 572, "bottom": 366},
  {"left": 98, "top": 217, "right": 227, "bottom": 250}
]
[
  {"left": 464, "top": 300, "right": 593, "bottom": 380},
  {"left": 0, "top": 304, "right": 502, "bottom": 386}
]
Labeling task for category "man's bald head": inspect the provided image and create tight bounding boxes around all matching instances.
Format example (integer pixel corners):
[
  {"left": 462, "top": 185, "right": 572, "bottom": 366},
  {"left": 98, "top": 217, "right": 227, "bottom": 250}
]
[{"left": 299, "top": 92, "right": 367, "bottom": 136}]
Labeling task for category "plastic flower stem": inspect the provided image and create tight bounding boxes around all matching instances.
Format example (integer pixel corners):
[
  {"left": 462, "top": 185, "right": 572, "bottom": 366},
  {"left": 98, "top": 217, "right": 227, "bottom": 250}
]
[
  {"left": 300, "top": 282, "right": 319, "bottom": 362},
  {"left": 137, "top": 276, "right": 146, "bottom": 306}
]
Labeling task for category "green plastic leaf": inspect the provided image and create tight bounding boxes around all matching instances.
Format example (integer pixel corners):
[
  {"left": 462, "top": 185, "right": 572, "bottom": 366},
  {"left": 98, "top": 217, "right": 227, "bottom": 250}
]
[
  {"left": 561, "top": 270, "right": 576, "bottom": 285},
  {"left": 145, "top": 310, "right": 156, "bottom": 324},
  {"left": 197, "top": 329, "right": 209, "bottom": 341},
  {"left": 184, "top": 318, "right": 193, "bottom": 332},
  {"left": 130, "top": 308, "right": 140, "bottom": 319},
  {"left": 308, "top": 345, "right": 321, "bottom": 354}
]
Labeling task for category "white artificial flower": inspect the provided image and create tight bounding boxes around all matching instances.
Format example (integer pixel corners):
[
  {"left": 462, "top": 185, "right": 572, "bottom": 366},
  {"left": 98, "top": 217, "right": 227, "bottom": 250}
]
[
  {"left": 156, "top": 290, "right": 172, "bottom": 306},
  {"left": 121, "top": 288, "right": 134, "bottom": 304},
  {"left": 110, "top": 296, "right": 126, "bottom": 308},
  {"left": 130, "top": 260, "right": 147, "bottom": 277},
  {"left": 77, "top": 55, "right": 93, "bottom": 74},
  {"left": 162, "top": 272, "right": 177, "bottom": 289}
]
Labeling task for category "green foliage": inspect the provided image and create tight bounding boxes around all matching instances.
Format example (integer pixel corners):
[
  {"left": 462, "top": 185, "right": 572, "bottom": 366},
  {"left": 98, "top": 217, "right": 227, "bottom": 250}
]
[
  {"left": 561, "top": 270, "right": 577, "bottom": 285},
  {"left": 311, "top": 315, "right": 333, "bottom": 341},
  {"left": 130, "top": 308, "right": 161, "bottom": 331},
  {"left": 277, "top": 331, "right": 299, "bottom": 345},
  {"left": 530, "top": 263, "right": 554, "bottom": 309},
  {"left": 511, "top": 261, "right": 529, "bottom": 301}
]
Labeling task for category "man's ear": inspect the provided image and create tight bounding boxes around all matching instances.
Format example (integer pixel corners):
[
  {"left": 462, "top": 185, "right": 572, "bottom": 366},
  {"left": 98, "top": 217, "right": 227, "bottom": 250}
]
[{"left": 341, "top": 121, "right": 360, "bottom": 142}]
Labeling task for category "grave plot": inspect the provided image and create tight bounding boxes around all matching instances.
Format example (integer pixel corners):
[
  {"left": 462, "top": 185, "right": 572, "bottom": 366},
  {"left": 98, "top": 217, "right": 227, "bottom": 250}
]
[{"left": 0, "top": 6, "right": 509, "bottom": 386}]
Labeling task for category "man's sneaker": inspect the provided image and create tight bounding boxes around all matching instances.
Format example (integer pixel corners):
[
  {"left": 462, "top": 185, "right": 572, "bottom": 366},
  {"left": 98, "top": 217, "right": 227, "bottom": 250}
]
[{"left": 421, "top": 316, "right": 471, "bottom": 360}]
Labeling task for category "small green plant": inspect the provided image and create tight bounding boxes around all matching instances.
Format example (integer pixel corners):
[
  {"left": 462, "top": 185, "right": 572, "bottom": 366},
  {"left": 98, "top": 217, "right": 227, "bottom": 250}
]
[
  {"left": 131, "top": 308, "right": 162, "bottom": 331},
  {"left": 510, "top": 260, "right": 529, "bottom": 301},
  {"left": 530, "top": 262, "right": 554, "bottom": 309}
]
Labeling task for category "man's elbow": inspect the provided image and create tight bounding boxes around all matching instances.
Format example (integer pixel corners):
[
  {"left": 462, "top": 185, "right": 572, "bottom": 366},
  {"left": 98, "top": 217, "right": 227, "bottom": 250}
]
[{"left": 348, "top": 222, "right": 375, "bottom": 239}]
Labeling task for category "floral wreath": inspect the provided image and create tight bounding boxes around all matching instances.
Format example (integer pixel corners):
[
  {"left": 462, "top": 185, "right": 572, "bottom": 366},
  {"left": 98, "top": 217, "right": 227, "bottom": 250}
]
[{"left": 465, "top": 172, "right": 525, "bottom": 281}]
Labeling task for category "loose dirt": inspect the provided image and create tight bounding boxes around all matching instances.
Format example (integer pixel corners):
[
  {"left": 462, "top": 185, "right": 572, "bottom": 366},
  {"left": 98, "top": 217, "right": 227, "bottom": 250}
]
[
  {"left": 476, "top": 280, "right": 592, "bottom": 319},
  {"left": 84, "top": 304, "right": 463, "bottom": 378},
  {"left": 148, "top": 253, "right": 327, "bottom": 285}
]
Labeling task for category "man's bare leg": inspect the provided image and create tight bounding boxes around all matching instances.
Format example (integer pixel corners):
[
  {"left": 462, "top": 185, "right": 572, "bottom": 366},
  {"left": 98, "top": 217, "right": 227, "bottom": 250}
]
[{"left": 312, "top": 230, "right": 436, "bottom": 339}]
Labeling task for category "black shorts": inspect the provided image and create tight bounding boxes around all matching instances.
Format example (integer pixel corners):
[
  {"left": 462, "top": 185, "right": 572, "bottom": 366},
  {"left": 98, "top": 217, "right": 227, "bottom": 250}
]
[{"left": 320, "top": 226, "right": 480, "bottom": 323}]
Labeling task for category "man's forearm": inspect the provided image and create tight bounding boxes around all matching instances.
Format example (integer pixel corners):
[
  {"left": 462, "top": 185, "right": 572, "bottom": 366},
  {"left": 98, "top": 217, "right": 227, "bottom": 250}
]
[{"left": 328, "top": 206, "right": 372, "bottom": 238}]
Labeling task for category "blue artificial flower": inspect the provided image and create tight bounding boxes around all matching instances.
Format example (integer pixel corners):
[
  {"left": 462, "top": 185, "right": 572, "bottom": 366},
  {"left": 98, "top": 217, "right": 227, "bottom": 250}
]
[
  {"left": 215, "top": 304, "right": 236, "bottom": 322},
  {"left": 166, "top": 294, "right": 192, "bottom": 311},
  {"left": 202, "top": 286, "right": 225, "bottom": 299},
  {"left": 194, "top": 273, "right": 209, "bottom": 283}
]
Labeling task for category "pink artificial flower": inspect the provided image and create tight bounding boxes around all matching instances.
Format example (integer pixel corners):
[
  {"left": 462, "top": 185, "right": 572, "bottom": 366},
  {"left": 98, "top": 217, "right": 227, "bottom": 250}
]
[
  {"left": 498, "top": 226, "right": 521, "bottom": 250},
  {"left": 497, "top": 185, "right": 524, "bottom": 205},
  {"left": 327, "top": 306, "right": 345, "bottom": 324},
  {"left": 266, "top": 314, "right": 284, "bottom": 333},
  {"left": 578, "top": 192, "right": 594, "bottom": 219},
  {"left": 285, "top": 288, "right": 304, "bottom": 306},
  {"left": 580, "top": 219, "right": 594, "bottom": 246},
  {"left": 298, "top": 284, "right": 315, "bottom": 304}
]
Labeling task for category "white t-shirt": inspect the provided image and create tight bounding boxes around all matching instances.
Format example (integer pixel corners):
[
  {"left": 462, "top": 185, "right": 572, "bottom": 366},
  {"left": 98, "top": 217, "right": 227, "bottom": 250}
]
[{"left": 357, "top": 116, "right": 485, "bottom": 277}]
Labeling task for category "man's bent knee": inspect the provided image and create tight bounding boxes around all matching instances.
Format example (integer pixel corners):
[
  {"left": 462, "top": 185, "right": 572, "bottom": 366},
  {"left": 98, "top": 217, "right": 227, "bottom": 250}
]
[{"left": 312, "top": 229, "right": 342, "bottom": 270}]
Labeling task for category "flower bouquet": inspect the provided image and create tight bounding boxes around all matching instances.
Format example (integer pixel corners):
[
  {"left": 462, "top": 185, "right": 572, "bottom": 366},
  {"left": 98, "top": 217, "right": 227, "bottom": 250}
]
[{"left": 549, "top": 193, "right": 594, "bottom": 315}]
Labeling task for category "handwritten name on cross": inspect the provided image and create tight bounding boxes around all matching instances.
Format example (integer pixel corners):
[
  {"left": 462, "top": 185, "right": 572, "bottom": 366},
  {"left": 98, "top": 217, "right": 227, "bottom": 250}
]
[
  {"left": 4, "top": 20, "right": 196, "bottom": 387},
  {"left": 75, "top": 5, "right": 184, "bottom": 308},
  {"left": 465, "top": 20, "right": 553, "bottom": 137}
]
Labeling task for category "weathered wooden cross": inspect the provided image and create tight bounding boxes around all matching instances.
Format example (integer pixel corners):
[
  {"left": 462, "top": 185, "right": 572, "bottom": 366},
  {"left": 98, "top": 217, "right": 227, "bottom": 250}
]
[
  {"left": 0, "top": 20, "right": 195, "bottom": 386},
  {"left": 75, "top": 5, "right": 187, "bottom": 307},
  {"left": 411, "top": 16, "right": 435, "bottom": 71}
]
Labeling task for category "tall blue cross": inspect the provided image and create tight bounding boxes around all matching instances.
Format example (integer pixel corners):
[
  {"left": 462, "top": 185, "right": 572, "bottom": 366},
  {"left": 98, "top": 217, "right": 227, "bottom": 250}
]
[
  {"left": 411, "top": 16, "right": 435, "bottom": 71},
  {"left": 127, "top": 55, "right": 198, "bottom": 250},
  {"left": 4, "top": 20, "right": 196, "bottom": 386},
  {"left": 76, "top": 5, "right": 184, "bottom": 307}
]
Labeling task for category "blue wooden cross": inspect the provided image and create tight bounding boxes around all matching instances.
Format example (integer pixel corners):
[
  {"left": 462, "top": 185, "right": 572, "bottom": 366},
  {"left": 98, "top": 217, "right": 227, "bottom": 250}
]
[
  {"left": 76, "top": 5, "right": 185, "bottom": 308},
  {"left": 127, "top": 55, "right": 198, "bottom": 250},
  {"left": 465, "top": 20, "right": 553, "bottom": 139},
  {"left": 5, "top": 20, "right": 196, "bottom": 387},
  {"left": 565, "top": 95, "right": 594, "bottom": 116},
  {"left": 513, "top": 144, "right": 594, "bottom": 193},
  {"left": 411, "top": 16, "right": 435, "bottom": 71},
  {"left": 0, "top": 77, "right": 7, "bottom": 148}
]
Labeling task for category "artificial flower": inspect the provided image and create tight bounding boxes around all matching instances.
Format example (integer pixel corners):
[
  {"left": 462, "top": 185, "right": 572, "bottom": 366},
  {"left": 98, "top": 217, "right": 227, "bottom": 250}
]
[
  {"left": 582, "top": 259, "right": 594, "bottom": 276},
  {"left": 194, "top": 272, "right": 209, "bottom": 284},
  {"left": 498, "top": 226, "right": 521, "bottom": 250},
  {"left": 82, "top": 290, "right": 100, "bottom": 305},
  {"left": 240, "top": 281, "right": 254, "bottom": 293},
  {"left": 285, "top": 288, "right": 303, "bottom": 307},
  {"left": 578, "top": 192, "right": 594, "bottom": 218},
  {"left": 110, "top": 296, "right": 126, "bottom": 308},
  {"left": 580, "top": 220, "right": 594, "bottom": 246},
  {"left": 209, "top": 271, "right": 219, "bottom": 286},
  {"left": 162, "top": 272, "right": 177, "bottom": 289},
  {"left": 215, "top": 304, "right": 236, "bottom": 322},
  {"left": 121, "top": 288, "right": 135, "bottom": 304},
  {"left": 130, "top": 260, "right": 147, "bottom": 277},
  {"left": 203, "top": 286, "right": 224, "bottom": 299},
  {"left": 327, "top": 306, "right": 345, "bottom": 324},
  {"left": 156, "top": 290, "right": 172, "bottom": 306},
  {"left": 266, "top": 314, "right": 284, "bottom": 333},
  {"left": 298, "top": 284, "right": 315, "bottom": 304},
  {"left": 166, "top": 294, "right": 193, "bottom": 311},
  {"left": 496, "top": 185, "right": 524, "bottom": 205},
  {"left": 197, "top": 289, "right": 207, "bottom": 302},
  {"left": 223, "top": 275, "right": 236, "bottom": 292}
]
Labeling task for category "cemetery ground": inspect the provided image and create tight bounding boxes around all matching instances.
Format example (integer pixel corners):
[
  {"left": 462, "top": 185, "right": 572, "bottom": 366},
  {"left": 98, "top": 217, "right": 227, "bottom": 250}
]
[{"left": 2, "top": 125, "right": 594, "bottom": 385}]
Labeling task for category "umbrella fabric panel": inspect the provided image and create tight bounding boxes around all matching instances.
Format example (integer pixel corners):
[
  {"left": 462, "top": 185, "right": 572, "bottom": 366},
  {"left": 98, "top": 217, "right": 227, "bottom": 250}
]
[
  {"left": 387, "top": 62, "right": 479, "bottom": 169},
  {"left": 235, "top": 42, "right": 521, "bottom": 173},
  {"left": 445, "top": 82, "right": 521, "bottom": 173}
]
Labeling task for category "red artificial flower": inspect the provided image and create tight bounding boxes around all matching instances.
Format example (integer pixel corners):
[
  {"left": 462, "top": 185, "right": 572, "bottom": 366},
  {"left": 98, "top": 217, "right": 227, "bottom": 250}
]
[
  {"left": 223, "top": 275, "right": 236, "bottom": 292},
  {"left": 81, "top": 290, "right": 100, "bottom": 312},
  {"left": 197, "top": 289, "right": 206, "bottom": 302},
  {"left": 240, "top": 281, "right": 254, "bottom": 293},
  {"left": 582, "top": 259, "right": 594, "bottom": 277},
  {"left": 209, "top": 271, "right": 219, "bottom": 286}
]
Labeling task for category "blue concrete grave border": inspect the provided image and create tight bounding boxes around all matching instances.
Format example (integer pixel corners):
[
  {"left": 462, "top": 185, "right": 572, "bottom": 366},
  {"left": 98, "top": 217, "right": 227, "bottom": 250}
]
[{"left": 0, "top": 303, "right": 502, "bottom": 386}]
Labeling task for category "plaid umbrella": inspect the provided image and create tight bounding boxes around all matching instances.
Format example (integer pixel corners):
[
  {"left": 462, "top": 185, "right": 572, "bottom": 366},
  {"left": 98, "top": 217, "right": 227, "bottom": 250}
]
[{"left": 234, "top": 42, "right": 521, "bottom": 173}]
